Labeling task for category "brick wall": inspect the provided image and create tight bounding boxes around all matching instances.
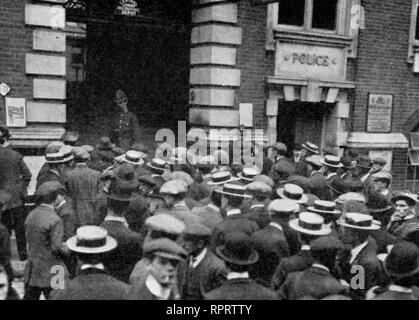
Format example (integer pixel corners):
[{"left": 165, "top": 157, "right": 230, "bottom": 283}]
[
  {"left": 0, "top": 0, "right": 32, "bottom": 125},
  {"left": 353, "top": 0, "right": 419, "bottom": 133},
  {"left": 237, "top": 0, "right": 274, "bottom": 130}
]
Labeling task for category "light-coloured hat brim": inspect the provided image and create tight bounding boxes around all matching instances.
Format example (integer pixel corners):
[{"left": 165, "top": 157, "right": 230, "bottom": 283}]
[
  {"left": 321, "top": 160, "right": 343, "bottom": 168},
  {"left": 336, "top": 219, "right": 381, "bottom": 230},
  {"left": 123, "top": 158, "right": 145, "bottom": 166},
  {"left": 237, "top": 173, "right": 256, "bottom": 181},
  {"left": 66, "top": 235, "right": 117, "bottom": 254},
  {"left": 308, "top": 207, "right": 341, "bottom": 215},
  {"left": 289, "top": 218, "right": 332, "bottom": 236},
  {"left": 45, "top": 155, "right": 74, "bottom": 164},
  {"left": 217, "top": 190, "right": 252, "bottom": 199},
  {"left": 207, "top": 177, "right": 240, "bottom": 186},
  {"left": 302, "top": 145, "right": 319, "bottom": 154},
  {"left": 277, "top": 189, "right": 308, "bottom": 204},
  {"left": 146, "top": 162, "right": 166, "bottom": 171}
]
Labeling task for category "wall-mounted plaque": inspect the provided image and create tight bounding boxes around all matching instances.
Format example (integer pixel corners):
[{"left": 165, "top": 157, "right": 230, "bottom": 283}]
[
  {"left": 367, "top": 93, "right": 393, "bottom": 133},
  {"left": 115, "top": 0, "right": 140, "bottom": 16},
  {"left": 5, "top": 97, "right": 26, "bottom": 127}
]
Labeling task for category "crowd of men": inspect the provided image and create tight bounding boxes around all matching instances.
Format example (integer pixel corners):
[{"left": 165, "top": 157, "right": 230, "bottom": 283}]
[{"left": 1, "top": 125, "right": 419, "bottom": 300}]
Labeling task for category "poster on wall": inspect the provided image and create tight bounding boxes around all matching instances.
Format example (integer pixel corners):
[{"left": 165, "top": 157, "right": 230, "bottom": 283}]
[
  {"left": 5, "top": 97, "right": 26, "bottom": 127},
  {"left": 115, "top": 0, "right": 140, "bottom": 16},
  {"left": 368, "top": 150, "right": 393, "bottom": 172},
  {"left": 367, "top": 93, "right": 393, "bottom": 133}
]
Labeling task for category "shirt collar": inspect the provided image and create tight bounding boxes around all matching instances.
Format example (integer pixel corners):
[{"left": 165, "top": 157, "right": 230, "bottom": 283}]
[
  {"left": 388, "top": 285, "right": 413, "bottom": 294},
  {"left": 50, "top": 169, "right": 61, "bottom": 176},
  {"left": 275, "top": 155, "right": 284, "bottom": 162},
  {"left": 146, "top": 274, "right": 172, "bottom": 300},
  {"left": 55, "top": 199, "right": 67, "bottom": 210},
  {"left": 301, "top": 245, "right": 311, "bottom": 251},
  {"left": 105, "top": 215, "right": 129, "bottom": 228},
  {"left": 174, "top": 200, "right": 187, "bottom": 208},
  {"left": 207, "top": 203, "right": 220, "bottom": 213},
  {"left": 341, "top": 172, "right": 348, "bottom": 178},
  {"left": 311, "top": 170, "right": 322, "bottom": 176},
  {"left": 227, "top": 272, "right": 249, "bottom": 280},
  {"left": 191, "top": 248, "right": 207, "bottom": 268},
  {"left": 327, "top": 172, "right": 337, "bottom": 179},
  {"left": 312, "top": 263, "right": 330, "bottom": 273},
  {"left": 76, "top": 163, "right": 87, "bottom": 167},
  {"left": 40, "top": 203, "right": 55, "bottom": 210},
  {"left": 250, "top": 203, "right": 265, "bottom": 209},
  {"left": 350, "top": 240, "right": 369, "bottom": 264},
  {"left": 269, "top": 222, "right": 283, "bottom": 232},
  {"left": 80, "top": 263, "right": 105, "bottom": 271},
  {"left": 360, "top": 173, "right": 370, "bottom": 182},
  {"left": 226, "top": 209, "right": 242, "bottom": 216},
  {"left": 151, "top": 174, "right": 161, "bottom": 177}
]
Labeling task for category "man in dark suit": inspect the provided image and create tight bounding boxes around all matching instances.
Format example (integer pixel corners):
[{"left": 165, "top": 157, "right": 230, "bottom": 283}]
[
  {"left": 127, "top": 238, "right": 188, "bottom": 300},
  {"left": 211, "top": 184, "right": 259, "bottom": 249},
  {"left": 268, "top": 142, "right": 295, "bottom": 188},
  {"left": 146, "top": 158, "right": 169, "bottom": 193},
  {"left": 0, "top": 128, "right": 32, "bottom": 261},
  {"left": 250, "top": 199, "right": 294, "bottom": 287},
  {"left": 36, "top": 151, "right": 71, "bottom": 191},
  {"left": 191, "top": 190, "right": 223, "bottom": 232},
  {"left": 23, "top": 181, "right": 70, "bottom": 300},
  {"left": 100, "top": 179, "right": 143, "bottom": 283},
  {"left": 243, "top": 181, "right": 272, "bottom": 229},
  {"left": 306, "top": 155, "right": 330, "bottom": 201},
  {"left": 373, "top": 241, "right": 419, "bottom": 300},
  {"left": 50, "top": 226, "right": 130, "bottom": 300},
  {"left": 290, "top": 143, "right": 307, "bottom": 176},
  {"left": 205, "top": 232, "right": 278, "bottom": 300},
  {"left": 179, "top": 220, "right": 227, "bottom": 300},
  {"left": 337, "top": 212, "right": 387, "bottom": 300},
  {"left": 322, "top": 155, "right": 343, "bottom": 200},
  {"left": 66, "top": 147, "right": 100, "bottom": 226},
  {"left": 279, "top": 236, "right": 349, "bottom": 300}
]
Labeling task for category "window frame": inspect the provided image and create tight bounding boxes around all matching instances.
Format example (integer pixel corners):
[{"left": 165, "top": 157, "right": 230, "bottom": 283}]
[{"left": 408, "top": 0, "right": 419, "bottom": 65}]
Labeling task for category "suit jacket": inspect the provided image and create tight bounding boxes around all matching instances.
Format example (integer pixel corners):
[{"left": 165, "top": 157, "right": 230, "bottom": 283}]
[
  {"left": 212, "top": 214, "right": 259, "bottom": 248},
  {"left": 205, "top": 277, "right": 279, "bottom": 300},
  {"left": 339, "top": 237, "right": 386, "bottom": 300},
  {"left": 309, "top": 171, "right": 330, "bottom": 201},
  {"left": 326, "top": 173, "right": 341, "bottom": 200},
  {"left": 110, "top": 111, "right": 141, "bottom": 150},
  {"left": 0, "top": 146, "right": 31, "bottom": 209},
  {"left": 126, "top": 279, "right": 176, "bottom": 300},
  {"left": 66, "top": 163, "right": 100, "bottom": 226},
  {"left": 269, "top": 157, "right": 295, "bottom": 186},
  {"left": 293, "top": 157, "right": 308, "bottom": 177},
  {"left": 161, "top": 204, "right": 202, "bottom": 227},
  {"left": 36, "top": 169, "right": 66, "bottom": 192},
  {"left": 191, "top": 204, "right": 223, "bottom": 232},
  {"left": 262, "top": 156, "right": 273, "bottom": 176},
  {"left": 179, "top": 250, "right": 227, "bottom": 300},
  {"left": 0, "top": 223, "right": 13, "bottom": 281},
  {"left": 55, "top": 199, "right": 77, "bottom": 241},
  {"left": 100, "top": 219, "right": 143, "bottom": 283},
  {"left": 250, "top": 224, "right": 290, "bottom": 287},
  {"left": 282, "top": 224, "right": 301, "bottom": 256},
  {"left": 24, "top": 204, "right": 68, "bottom": 288},
  {"left": 50, "top": 268, "right": 130, "bottom": 300},
  {"left": 279, "top": 266, "right": 349, "bottom": 300},
  {"left": 243, "top": 203, "right": 271, "bottom": 229},
  {"left": 370, "top": 228, "right": 396, "bottom": 255},
  {"left": 271, "top": 249, "right": 313, "bottom": 291}
]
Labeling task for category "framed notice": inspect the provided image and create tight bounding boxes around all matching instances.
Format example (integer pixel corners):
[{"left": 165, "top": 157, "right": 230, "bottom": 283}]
[
  {"left": 367, "top": 93, "right": 393, "bottom": 133},
  {"left": 5, "top": 97, "right": 26, "bottom": 127},
  {"left": 115, "top": 0, "right": 140, "bottom": 16}
]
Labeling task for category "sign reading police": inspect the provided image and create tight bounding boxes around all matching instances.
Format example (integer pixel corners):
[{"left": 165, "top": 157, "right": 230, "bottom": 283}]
[{"left": 115, "top": 0, "right": 140, "bottom": 16}]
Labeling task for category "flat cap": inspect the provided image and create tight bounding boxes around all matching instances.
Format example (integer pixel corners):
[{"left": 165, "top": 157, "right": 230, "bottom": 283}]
[
  {"left": 336, "top": 192, "right": 366, "bottom": 204},
  {"left": 62, "top": 131, "right": 79, "bottom": 143},
  {"left": 81, "top": 145, "right": 94, "bottom": 153},
  {"left": 271, "top": 142, "right": 287, "bottom": 153},
  {"left": 372, "top": 157, "right": 387, "bottom": 166},
  {"left": 253, "top": 175, "right": 275, "bottom": 188},
  {"left": 170, "top": 171, "right": 194, "bottom": 186},
  {"left": 72, "top": 147, "right": 90, "bottom": 160},
  {"left": 115, "top": 163, "right": 136, "bottom": 181},
  {"left": 245, "top": 181, "right": 272, "bottom": 194},
  {"left": 357, "top": 155, "right": 372, "bottom": 169},
  {"left": 36, "top": 181, "right": 66, "bottom": 197},
  {"left": 305, "top": 155, "right": 324, "bottom": 168},
  {"left": 184, "top": 220, "right": 212, "bottom": 238},
  {"left": 143, "top": 238, "right": 187, "bottom": 261},
  {"left": 310, "top": 236, "right": 344, "bottom": 251},
  {"left": 268, "top": 199, "right": 299, "bottom": 215},
  {"left": 287, "top": 175, "right": 313, "bottom": 193},
  {"left": 145, "top": 213, "right": 185, "bottom": 235},
  {"left": 160, "top": 179, "right": 188, "bottom": 195}
]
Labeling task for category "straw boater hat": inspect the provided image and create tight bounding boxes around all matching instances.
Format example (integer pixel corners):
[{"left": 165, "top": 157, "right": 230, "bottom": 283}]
[
  {"left": 276, "top": 183, "right": 308, "bottom": 204},
  {"left": 237, "top": 166, "right": 260, "bottom": 182},
  {"left": 391, "top": 191, "right": 418, "bottom": 207},
  {"left": 321, "top": 155, "right": 343, "bottom": 168},
  {"left": 308, "top": 200, "right": 341, "bottom": 216},
  {"left": 146, "top": 158, "right": 168, "bottom": 173},
  {"left": 207, "top": 171, "right": 240, "bottom": 186},
  {"left": 121, "top": 150, "right": 145, "bottom": 166},
  {"left": 302, "top": 141, "right": 319, "bottom": 154},
  {"left": 336, "top": 192, "right": 366, "bottom": 204},
  {"left": 159, "top": 179, "right": 188, "bottom": 195},
  {"left": 268, "top": 199, "right": 299, "bottom": 216},
  {"left": 217, "top": 183, "right": 252, "bottom": 199},
  {"left": 383, "top": 241, "right": 419, "bottom": 279},
  {"left": 216, "top": 232, "right": 259, "bottom": 266},
  {"left": 305, "top": 155, "right": 324, "bottom": 168},
  {"left": 337, "top": 212, "right": 380, "bottom": 230},
  {"left": 289, "top": 212, "right": 332, "bottom": 236},
  {"left": 67, "top": 226, "right": 117, "bottom": 254},
  {"left": 45, "top": 151, "right": 71, "bottom": 164}
]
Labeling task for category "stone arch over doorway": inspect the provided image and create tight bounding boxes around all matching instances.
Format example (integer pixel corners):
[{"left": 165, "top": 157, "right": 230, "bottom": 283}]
[{"left": 403, "top": 108, "right": 419, "bottom": 134}]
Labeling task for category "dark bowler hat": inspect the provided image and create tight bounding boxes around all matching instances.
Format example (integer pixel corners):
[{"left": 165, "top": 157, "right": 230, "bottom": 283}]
[
  {"left": 143, "top": 238, "right": 187, "bottom": 261},
  {"left": 356, "top": 155, "right": 372, "bottom": 169},
  {"left": 216, "top": 232, "right": 259, "bottom": 266},
  {"left": 391, "top": 191, "right": 418, "bottom": 207},
  {"left": 107, "top": 179, "right": 137, "bottom": 202},
  {"left": 66, "top": 226, "right": 117, "bottom": 254},
  {"left": 114, "top": 163, "right": 136, "bottom": 182},
  {"left": 310, "top": 235, "right": 344, "bottom": 251},
  {"left": 62, "top": 131, "right": 79, "bottom": 143},
  {"left": 308, "top": 200, "right": 341, "bottom": 216},
  {"left": 96, "top": 136, "right": 116, "bottom": 151},
  {"left": 337, "top": 212, "right": 380, "bottom": 230},
  {"left": 384, "top": 241, "right": 419, "bottom": 279},
  {"left": 365, "top": 193, "right": 394, "bottom": 214},
  {"left": 292, "top": 143, "right": 303, "bottom": 151},
  {"left": 302, "top": 141, "right": 319, "bottom": 154}
]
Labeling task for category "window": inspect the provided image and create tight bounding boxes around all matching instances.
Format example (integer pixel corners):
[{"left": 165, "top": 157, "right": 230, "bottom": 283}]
[
  {"left": 276, "top": 0, "right": 339, "bottom": 32},
  {"left": 408, "top": 0, "right": 419, "bottom": 68},
  {"left": 405, "top": 133, "right": 419, "bottom": 191}
]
